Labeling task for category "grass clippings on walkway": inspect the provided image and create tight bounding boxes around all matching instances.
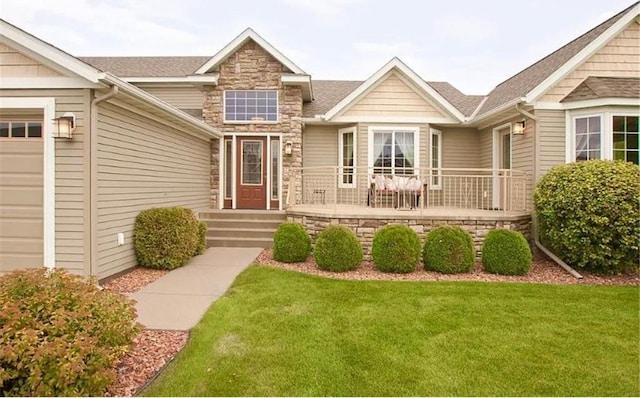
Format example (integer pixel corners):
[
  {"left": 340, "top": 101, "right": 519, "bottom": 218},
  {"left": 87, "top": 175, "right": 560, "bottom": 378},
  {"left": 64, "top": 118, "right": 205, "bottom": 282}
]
[{"left": 143, "top": 265, "right": 639, "bottom": 397}]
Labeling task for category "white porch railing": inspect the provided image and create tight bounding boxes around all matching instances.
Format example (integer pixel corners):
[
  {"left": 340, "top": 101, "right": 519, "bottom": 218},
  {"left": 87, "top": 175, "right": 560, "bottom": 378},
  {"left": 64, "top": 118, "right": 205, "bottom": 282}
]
[{"left": 288, "top": 167, "right": 528, "bottom": 213}]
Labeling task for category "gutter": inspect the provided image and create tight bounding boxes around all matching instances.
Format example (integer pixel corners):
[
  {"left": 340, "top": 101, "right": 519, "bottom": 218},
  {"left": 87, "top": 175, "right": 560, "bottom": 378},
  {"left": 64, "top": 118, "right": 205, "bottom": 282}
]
[
  {"left": 532, "top": 216, "right": 583, "bottom": 279},
  {"left": 89, "top": 86, "right": 119, "bottom": 276}
]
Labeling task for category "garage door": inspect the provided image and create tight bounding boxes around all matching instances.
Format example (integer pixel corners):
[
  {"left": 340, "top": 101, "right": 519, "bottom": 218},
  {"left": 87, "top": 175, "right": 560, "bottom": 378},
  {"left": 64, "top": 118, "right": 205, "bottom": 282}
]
[{"left": 0, "top": 120, "right": 44, "bottom": 273}]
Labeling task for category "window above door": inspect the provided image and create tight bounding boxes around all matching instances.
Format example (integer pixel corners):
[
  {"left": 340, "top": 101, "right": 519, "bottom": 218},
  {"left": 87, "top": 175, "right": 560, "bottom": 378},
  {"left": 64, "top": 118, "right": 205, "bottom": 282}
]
[{"left": 224, "top": 90, "right": 278, "bottom": 123}]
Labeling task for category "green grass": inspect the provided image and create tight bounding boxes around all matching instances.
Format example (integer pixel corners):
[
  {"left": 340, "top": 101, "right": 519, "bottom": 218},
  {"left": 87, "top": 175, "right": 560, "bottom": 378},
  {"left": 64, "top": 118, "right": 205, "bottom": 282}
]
[{"left": 143, "top": 266, "right": 639, "bottom": 397}]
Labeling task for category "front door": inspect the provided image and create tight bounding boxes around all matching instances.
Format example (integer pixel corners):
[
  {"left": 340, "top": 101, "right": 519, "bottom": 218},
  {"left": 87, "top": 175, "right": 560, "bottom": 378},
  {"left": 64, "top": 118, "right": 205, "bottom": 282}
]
[{"left": 236, "top": 136, "right": 267, "bottom": 209}]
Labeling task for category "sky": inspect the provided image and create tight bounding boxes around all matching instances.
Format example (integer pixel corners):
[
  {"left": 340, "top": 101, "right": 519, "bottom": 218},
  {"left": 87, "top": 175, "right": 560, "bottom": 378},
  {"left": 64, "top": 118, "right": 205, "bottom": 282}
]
[{"left": 0, "top": 0, "right": 634, "bottom": 94}]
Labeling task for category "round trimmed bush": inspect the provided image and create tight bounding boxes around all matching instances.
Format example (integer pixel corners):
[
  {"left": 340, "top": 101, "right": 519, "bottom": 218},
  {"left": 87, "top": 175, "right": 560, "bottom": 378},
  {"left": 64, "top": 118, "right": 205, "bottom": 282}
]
[
  {"left": 134, "top": 207, "right": 200, "bottom": 270},
  {"left": 423, "top": 226, "right": 475, "bottom": 274},
  {"left": 534, "top": 160, "right": 640, "bottom": 274},
  {"left": 371, "top": 224, "right": 421, "bottom": 273},
  {"left": 0, "top": 269, "right": 140, "bottom": 396},
  {"left": 482, "top": 229, "right": 532, "bottom": 275},
  {"left": 314, "top": 226, "right": 363, "bottom": 272},
  {"left": 273, "top": 222, "right": 311, "bottom": 263}
]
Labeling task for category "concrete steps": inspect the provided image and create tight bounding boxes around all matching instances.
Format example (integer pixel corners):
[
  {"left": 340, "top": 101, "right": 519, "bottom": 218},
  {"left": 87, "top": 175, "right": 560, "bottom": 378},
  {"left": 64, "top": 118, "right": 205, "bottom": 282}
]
[{"left": 199, "top": 210, "right": 286, "bottom": 249}]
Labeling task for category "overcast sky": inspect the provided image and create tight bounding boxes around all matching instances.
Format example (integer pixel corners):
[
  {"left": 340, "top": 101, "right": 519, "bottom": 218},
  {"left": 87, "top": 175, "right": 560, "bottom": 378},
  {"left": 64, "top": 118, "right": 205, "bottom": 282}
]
[{"left": 0, "top": 0, "right": 633, "bottom": 94}]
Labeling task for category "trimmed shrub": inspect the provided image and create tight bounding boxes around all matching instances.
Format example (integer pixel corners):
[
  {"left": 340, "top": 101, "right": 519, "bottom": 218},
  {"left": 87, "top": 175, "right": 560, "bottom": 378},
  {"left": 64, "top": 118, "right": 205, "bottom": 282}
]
[
  {"left": 482, "top": 229, "right": 532, "bottom": 275},
  {"left": 534, "top": 160, "right": 640, "bottom": 274},
  {"left": 371, "top": 225, "right": 421, "bottom": 273},
  {"left": 314, "top": 226, "right": 363, "bottom": 272},
  {"left": 423, "top": 226, "right": 475, "bottom": 274},
  {"left": 195, "top": 221, "right": 208, "bottom": 256},
  {"left": 272, "top": 223, "right": 312, "bottom": 263},
  {"left": 0, "top": 269, "right": 140, "bottom": 396},
  {"left": 134, "top": 207, "right": 200, "bottom": 270}
]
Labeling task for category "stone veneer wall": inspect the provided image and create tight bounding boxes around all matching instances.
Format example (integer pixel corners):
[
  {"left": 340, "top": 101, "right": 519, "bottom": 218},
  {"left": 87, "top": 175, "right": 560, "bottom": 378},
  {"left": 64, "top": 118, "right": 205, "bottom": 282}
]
[
  {"left": 287, "top": 213, "right": 532, "bottom": 259},
  {"left": 202, "top": 40, "right": 303, "bottom": 208}
]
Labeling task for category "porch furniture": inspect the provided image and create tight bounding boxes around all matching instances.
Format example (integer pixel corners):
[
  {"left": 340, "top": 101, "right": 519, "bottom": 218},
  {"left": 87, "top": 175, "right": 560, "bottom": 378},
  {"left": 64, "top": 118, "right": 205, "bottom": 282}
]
[{"left": 369, "top": 175, "right": 425, "bottom": 209}]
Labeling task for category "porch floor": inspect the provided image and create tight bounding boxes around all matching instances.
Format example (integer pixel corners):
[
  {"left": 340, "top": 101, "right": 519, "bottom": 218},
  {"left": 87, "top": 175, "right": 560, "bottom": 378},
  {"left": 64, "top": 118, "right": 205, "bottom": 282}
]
[{"left": 287, "top": 204, "right": 530, "bottom": 221}]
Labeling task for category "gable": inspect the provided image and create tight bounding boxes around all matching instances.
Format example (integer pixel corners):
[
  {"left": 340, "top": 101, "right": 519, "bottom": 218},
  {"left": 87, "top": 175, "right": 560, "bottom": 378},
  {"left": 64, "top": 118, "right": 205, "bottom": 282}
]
[
  {"left": 0, "top": 42, "right": 62, "bottom": 77},
  {"left": 540, "top": 21, "right": 640, "bottom": 103},
  {"left": 217, "top": 40, "right": 285, "bottom": 85},
  {"left": 341, "top": 72, "right": 451, "bottom": 119}
]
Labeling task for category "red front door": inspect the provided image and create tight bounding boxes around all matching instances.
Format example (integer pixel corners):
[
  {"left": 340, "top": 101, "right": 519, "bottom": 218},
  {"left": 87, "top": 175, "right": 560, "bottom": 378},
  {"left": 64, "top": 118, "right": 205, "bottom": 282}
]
[{"left": 236, "top": 136, "right": 267, "bottom": 209}]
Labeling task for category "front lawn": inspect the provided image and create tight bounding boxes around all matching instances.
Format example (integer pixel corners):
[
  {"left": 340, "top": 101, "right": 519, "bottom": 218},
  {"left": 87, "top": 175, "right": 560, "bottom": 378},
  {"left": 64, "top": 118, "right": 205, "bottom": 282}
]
[{"left": 143, "top": 266, "right": 639, "bottom": 396}]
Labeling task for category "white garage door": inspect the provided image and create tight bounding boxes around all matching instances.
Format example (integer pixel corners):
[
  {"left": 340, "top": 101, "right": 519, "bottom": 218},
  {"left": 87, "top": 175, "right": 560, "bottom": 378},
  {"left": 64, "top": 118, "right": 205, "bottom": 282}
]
[{"left": 0, "top": 119, "right": 44, "bottom": 273}]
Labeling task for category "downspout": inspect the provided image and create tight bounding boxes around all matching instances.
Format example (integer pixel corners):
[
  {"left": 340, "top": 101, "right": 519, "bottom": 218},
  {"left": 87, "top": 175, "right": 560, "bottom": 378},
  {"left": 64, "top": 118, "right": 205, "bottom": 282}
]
[
  {"left": 89, "top": 86, "right": 119, "bottom": 276},
  {"left": 514, "top": 104, "right": 582, "bottom": 278}
]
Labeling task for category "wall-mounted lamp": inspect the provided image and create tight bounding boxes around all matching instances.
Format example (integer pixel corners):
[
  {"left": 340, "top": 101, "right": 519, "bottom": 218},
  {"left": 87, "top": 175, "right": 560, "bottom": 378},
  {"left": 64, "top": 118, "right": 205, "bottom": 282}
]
[
  {"left": 284, "top": 140, "right": 293, "bottom": 155},
  {"left": 52, "top": 112, "right": 76, "bottom": 139},
  {"left": 513, "top": 120, "right": 526, "bottom": 135}
]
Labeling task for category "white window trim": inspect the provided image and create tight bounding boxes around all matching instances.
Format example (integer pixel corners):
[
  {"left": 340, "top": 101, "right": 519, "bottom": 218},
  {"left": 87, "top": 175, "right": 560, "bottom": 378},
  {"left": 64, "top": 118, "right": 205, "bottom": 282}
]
[
  {"left": 565, "top": 107, "right": 640, "bottom": 163},
  {"left": 367, "top": 126, "right": 420, "bottom": 174},
  {"left": 0, "top": 97, "right": 55, "bottom": 269},
  {"left": 429, "top": 128, "right": 442, "bottom": 190},
  {"left": 223, "top": 90, "right": 279, "bottom": 124},
  {"left": 338, "top": 126, "right": 357, "bottom": 188}
]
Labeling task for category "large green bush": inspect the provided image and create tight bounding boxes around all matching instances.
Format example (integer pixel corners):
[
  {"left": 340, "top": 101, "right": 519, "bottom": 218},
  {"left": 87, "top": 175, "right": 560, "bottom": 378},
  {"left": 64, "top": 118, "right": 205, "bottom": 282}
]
[
  {"left": 134, "top": 207, "right": 200, "bottom": 270},
  {"left": 423, "top": 226, "right": 475, "bottom": 274},
  {"left": 0, "top": 269, "right": 140, "bottom": 396},
  {"left": 481, "top": 229, "right": 532, "bottom": 275},
  {"left": 371, "top": 225, "right": 421, "bottom": 273},
  {"left": 195, "top": 221, "right": 208, "bottom": 256},
  {"left": 314, "top": 226, "right": 363, "bottom": 272},
  {"left": 272, "top": 223, "right": 311, "bottom": 263},
  {"left": 534, "top": 160, "right": 640, "bottom": 274}
]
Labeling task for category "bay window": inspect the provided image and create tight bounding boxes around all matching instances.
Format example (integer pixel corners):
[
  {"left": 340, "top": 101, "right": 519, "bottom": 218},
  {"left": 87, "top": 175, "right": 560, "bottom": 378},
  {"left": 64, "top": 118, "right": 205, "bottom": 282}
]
[{"left": 570, "top": 112, "right": 639, "bottom": 165}]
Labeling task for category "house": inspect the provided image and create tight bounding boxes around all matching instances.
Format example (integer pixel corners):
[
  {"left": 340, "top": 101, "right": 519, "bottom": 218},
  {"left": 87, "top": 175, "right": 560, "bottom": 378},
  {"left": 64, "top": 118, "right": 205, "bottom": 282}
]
[{"left": 1, "top": 2, "right": 638, "bottom": 278}]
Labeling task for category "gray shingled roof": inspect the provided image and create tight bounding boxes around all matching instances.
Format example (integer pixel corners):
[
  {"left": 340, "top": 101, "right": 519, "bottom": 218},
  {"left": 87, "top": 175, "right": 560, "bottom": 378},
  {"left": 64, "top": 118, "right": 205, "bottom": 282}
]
[
  {"left": 475, "top": 2, "right": 634, "bottom": 118},
  {"left": 428, "top": 82, "right": 485, "bottom": 117},
  {"left": 302, "top": 80, "right": 363, "bottom": 117},
  {"left": 79, "top": 56, "right": 210, "bottom": 77},
  {"left": 561, "top": 76, "right": 640, "bottom": 102}
]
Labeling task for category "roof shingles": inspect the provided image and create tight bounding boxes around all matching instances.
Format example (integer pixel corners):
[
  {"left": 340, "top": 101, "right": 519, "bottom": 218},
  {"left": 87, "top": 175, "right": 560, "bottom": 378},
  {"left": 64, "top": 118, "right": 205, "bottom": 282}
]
[
  {"left": 79, "top": 56, "right": 210, "bottom": 77},
  {"left": 561, "top": 76, "right": 640, "bottom": 102}
]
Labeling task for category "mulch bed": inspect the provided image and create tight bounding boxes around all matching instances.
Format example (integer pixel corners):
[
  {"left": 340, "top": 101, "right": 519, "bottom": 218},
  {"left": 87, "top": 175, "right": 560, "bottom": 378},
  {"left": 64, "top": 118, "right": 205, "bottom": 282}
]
[
  {"left": 255, "top": 249, "right": 639, "bottom": 286},
  {"left": 103, "top": 251, "right": 637, "bottom": 396}
]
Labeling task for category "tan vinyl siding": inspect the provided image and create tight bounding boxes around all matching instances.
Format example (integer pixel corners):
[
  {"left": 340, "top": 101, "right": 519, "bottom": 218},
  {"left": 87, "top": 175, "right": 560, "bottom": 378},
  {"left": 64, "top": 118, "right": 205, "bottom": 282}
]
[
  {"left": 0, "top": 136, "right": 43, "bottom": 273},
  {"left": 0, "top": 88, "right": 89, "bottom": 275},
  {"left": 343, "top": 72, "right": 448, "bottom": 118},
  {"left": 479, "top": 128, "right": 493, "bottom": 169},
  {"left": 96, "top": 102, "right": 210, "bottom": 278},
  {"left": 440, "top": 128, "right": 480, "bottom": 169},
  {"left": 302, "top": 125, "right": 338, "bottom": 168},
  {"left": 540, "top": 23, "right": 640, "bottom": 102},
  {"left": 135, "top": 84, "right": 205, "bottom": 110},
  {"left": 536, "top": 109, "right": 567, "bottom": 177},
  {"left": 0, "top": 43, "right": 62, "bottom": 77},
  {"left": 511, "top": 119, "right": 534, "bottom": 210}
]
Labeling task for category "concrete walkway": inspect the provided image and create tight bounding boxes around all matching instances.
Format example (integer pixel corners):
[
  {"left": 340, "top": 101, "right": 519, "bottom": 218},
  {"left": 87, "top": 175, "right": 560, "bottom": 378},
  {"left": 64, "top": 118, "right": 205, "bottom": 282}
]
[{"left": 128, "top": 247, "right": 263, "bottom": 331}]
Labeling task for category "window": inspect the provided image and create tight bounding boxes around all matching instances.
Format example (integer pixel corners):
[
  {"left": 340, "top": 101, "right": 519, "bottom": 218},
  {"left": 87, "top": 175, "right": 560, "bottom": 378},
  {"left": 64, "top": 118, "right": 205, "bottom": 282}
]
[
  {"left": 224, "top": 140, "right": 232, "bottom": 200},
  {"left": 574, "top": 116, "right": 601, "bottom": 161},
  {"left": 338, "top": 127, "right": 356, "bottom": 187},
  {"left": 271, "top": 139, "right": 279, "bottom": 200},
  {"left": 430, "top": 129, "right": 442, "bottom": 188},
  {"left": 241, "top": 141, "right": 263, "bottom": 185},
  {"left": 370, "top": 128, "right": 417, "bottom": 175},
  {"left": 0, "top": 121, "right": 42, "bottom": 138},
  {"left": 613, "top": 116, "right": 639, "bottom": 165},
  {"left": 224, "top": 90, "right": 277, "bottom": 122}
]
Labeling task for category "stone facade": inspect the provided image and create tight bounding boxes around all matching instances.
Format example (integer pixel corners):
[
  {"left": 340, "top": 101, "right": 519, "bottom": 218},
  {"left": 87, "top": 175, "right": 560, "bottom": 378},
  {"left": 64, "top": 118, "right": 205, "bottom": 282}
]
[
  {"left": 202, "top": 40, "right": 303, "bottom": 208},
  {"left": 287, "top": 212, "right": 532, "bottom": 260}
]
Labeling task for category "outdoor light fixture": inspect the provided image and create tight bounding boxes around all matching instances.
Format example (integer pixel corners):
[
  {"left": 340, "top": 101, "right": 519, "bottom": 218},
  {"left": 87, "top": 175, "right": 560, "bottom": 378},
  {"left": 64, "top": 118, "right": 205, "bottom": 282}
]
[
  {"left": 284, "top": 140, "right": 293, "bottom": 155},
  {"left": 52, "top": 112, "right": 76, "bottom": 139},
  {"left": 513, "top": 120, "right": 526, "bottom": 135}
]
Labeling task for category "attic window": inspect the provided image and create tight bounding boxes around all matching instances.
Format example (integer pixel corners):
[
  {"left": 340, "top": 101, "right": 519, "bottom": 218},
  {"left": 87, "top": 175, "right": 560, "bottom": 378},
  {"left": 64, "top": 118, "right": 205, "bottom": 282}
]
[{"left": 224, "top": 90, "right": 278, "bottom": 123}]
